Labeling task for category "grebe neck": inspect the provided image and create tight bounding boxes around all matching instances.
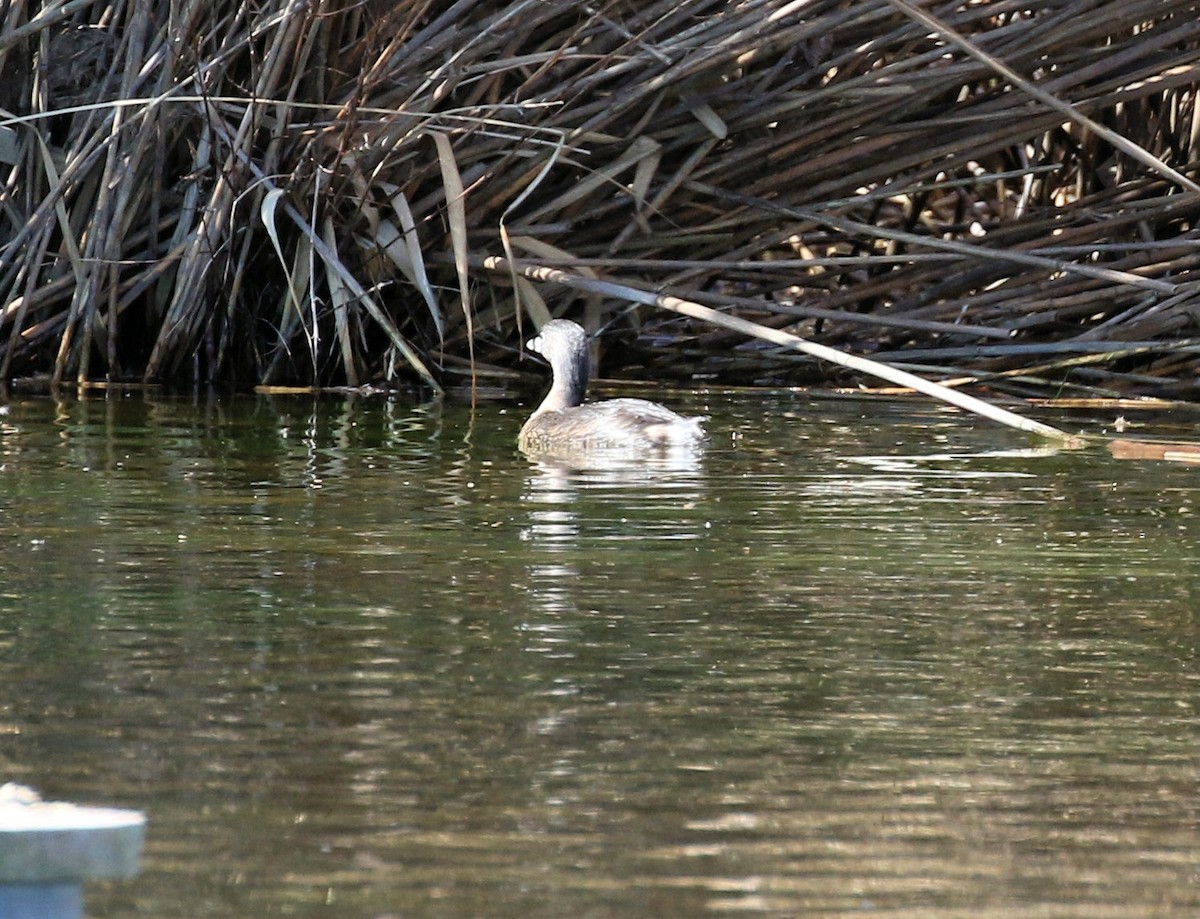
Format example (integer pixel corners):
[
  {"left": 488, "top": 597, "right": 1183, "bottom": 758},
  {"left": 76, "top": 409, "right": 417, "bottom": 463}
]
[{"left": 541, "top": 343, "right": 589, "bottom": 412}]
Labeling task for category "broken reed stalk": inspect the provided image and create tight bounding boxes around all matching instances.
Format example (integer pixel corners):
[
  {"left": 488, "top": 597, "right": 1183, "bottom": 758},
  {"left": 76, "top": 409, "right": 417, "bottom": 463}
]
[
  {"left": 0, "top": 0, "right": 1198, "bottom": 396},
  {"left": 484, "top": 256, "right": 1079, "bottom": 443}
]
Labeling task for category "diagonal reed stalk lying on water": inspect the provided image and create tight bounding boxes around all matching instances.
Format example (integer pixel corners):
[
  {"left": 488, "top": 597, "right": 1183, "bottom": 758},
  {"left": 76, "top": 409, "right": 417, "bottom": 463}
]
[
  {"left": 483, "top": 254, "right": 1079, "bottom": 441},
  {"left": 0, "top": 0, "right": 1198, "bottom": 404}
]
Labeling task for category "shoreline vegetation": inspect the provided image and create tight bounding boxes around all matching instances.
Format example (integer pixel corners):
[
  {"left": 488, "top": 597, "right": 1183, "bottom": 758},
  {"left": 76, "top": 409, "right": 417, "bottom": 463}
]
[{"left": 1, "top": 0, "right": 1199, "bottom": 418}]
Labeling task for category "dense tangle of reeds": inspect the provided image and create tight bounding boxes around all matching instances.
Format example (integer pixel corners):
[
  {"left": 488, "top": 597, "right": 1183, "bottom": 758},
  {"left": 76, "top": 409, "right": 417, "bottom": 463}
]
[{"left": 1, "top": 0, "right": 1199, "bottom": 397}]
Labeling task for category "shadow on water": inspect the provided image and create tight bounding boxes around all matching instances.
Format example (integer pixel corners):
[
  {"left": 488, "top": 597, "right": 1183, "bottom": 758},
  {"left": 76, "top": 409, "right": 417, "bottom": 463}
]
[{"left": 0, "top": 390, "right": 1197, "bottom": 917}]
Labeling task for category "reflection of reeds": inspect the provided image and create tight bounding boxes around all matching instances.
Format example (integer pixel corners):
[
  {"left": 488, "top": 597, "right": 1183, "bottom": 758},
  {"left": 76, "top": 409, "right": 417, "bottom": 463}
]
[{"left": 0, "top": 1, "right": 1198, "bottom": 396}]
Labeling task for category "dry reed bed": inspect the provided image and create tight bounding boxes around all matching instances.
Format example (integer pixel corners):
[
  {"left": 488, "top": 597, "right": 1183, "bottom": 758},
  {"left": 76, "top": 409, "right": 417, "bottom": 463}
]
[{"left": 0, "top": 0, "right": 1198, "bottom": 397}]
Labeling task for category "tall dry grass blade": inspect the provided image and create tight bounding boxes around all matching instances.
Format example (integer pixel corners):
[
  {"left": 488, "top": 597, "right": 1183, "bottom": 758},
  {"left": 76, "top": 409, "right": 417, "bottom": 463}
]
[
  {"left": 261, "top": 187, "right": 318, "bottom": 373},
  {"left": 34, "top": 131, "right": 90, "bottom": 384},
  {"left": 432, "top": 131, "right": 474, "bottom": 386},
  {"left": 388, "top": 189, "right": 443, "bottom": 341},
  {"left": 498, "top": 128, "right": 566, "bottom": 334},
  {"left": 321, "top": 216, "right": 359, "bottom": 387},
  {"left": 512, "top": 276, "right": 552, "bottom": 329}
]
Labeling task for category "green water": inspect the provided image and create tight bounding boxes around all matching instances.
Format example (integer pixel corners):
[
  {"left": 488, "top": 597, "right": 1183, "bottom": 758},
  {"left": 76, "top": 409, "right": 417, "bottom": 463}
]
[{"left": 0, "top": 392, "right": 1196, "bottom": 918}]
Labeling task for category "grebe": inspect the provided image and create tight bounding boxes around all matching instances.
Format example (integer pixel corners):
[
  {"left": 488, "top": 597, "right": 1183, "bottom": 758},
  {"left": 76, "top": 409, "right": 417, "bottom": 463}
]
[{"left": 518, "top": 319, "right": 705, "bottom": 454}]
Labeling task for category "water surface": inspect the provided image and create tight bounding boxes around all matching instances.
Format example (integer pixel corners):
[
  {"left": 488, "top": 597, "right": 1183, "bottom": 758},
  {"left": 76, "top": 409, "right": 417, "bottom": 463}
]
[{"left": 0, "top": 392, "right": 1196, "bottom": 917}]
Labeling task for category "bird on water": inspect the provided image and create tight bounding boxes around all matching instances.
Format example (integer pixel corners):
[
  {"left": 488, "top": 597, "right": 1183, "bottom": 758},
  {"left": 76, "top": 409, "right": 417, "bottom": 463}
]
[{"left": 518, "top": 319, "right": 705, "bottom": 455}]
